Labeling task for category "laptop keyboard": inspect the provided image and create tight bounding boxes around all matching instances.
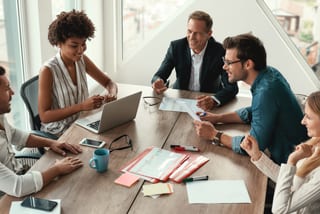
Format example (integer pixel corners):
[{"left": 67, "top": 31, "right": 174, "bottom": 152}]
[{"left": 88, "top": 120, "right": 100, "bottom": 130}]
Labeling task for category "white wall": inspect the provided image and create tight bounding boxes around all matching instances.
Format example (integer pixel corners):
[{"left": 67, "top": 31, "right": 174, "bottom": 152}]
[
  {"left": 114, "top": 0, "right": 320, "bottom": 95},
  {"left": 24, "top": 0, "right": 320, "bottom": 95}
]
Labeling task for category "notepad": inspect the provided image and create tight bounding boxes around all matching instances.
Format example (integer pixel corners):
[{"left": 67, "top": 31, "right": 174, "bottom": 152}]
[
  {"left": 142, "top": 183, "right": 173, "bottom": 197},
  {"left": 114, "top": 172, "right": 140, "bottom": 187}
]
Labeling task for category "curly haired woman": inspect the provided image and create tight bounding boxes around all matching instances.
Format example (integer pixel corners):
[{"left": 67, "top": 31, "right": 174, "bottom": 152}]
[{"left": 38, "top": 10, "right": 117, "bottom": 137}]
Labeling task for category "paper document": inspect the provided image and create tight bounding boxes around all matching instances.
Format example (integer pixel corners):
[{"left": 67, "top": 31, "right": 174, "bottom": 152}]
[
  {"left": 159, "top": 97, "right": 202, "bottom": 120},
  {"left": 186, "top": 180, "right": 251, "bottom": 204},
  {"left": 129, "top": 147, "right": 186, "bottom": 180}
]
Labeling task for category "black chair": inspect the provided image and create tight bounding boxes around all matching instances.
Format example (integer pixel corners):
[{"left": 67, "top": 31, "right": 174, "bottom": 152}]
[
  {"left": 20, "top": 75, "right": 58, "bottom": 139},
  {"left": 17, "top": 75, "right": 58, "bottom": 161}
]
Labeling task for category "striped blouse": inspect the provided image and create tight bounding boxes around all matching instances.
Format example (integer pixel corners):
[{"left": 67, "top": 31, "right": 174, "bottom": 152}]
[{"left": 40, "top": 52, "right": 89, "bottom": 136}]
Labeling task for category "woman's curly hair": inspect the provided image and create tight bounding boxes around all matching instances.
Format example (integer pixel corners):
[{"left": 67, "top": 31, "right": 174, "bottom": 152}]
[{"left": 48, "top": 9, "right": 95, "bottom": 46}]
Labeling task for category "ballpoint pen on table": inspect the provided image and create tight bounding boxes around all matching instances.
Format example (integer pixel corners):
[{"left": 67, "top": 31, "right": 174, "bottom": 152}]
[
  {"left": 183, "top": 175, "right": 209, "bottom": 183},
  {"left": 170, "top": 145, "right": 200, "bottom": 152},
  {"left": 199, "top": 112, "right": 206, "bottom": 117}
]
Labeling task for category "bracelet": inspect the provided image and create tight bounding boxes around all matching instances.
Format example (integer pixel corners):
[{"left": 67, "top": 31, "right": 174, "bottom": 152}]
[{"left": 213, "top": 131, "right": 223, "bottom": 146}]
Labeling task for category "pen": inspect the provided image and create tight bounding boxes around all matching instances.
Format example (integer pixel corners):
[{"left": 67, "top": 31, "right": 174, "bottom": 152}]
[
  {"left": 199, "top": 112, "right": 206, "bottom": 117},
  {"left": 170, "top": 145, "right": 200, "bottom": 152},
  {"left": 183, "top": 175, "right": 209, "bottom": 183}
]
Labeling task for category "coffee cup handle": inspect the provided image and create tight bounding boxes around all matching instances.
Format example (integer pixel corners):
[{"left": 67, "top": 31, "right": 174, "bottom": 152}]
[{"left": 89, "top": 157, "right": 97, "bottom": 169}]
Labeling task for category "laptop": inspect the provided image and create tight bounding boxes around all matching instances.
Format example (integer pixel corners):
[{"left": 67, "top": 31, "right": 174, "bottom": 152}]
[{"left": 75, "top": 91, "right": 142, "bottom": 133}]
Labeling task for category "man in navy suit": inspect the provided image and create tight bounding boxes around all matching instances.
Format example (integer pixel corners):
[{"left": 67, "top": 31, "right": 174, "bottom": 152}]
[{"left": 151, "top": 11, "right": 238, "bottom": 110}]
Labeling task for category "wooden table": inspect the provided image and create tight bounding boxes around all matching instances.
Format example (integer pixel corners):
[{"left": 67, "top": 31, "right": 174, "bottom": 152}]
[{"left": 0, "top": 84, "right": 267, "bottom": 214}]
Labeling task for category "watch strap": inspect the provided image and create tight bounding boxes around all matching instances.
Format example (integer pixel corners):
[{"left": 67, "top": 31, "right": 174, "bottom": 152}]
[{"left": 213, "top": 131, "right": 223, "bottom": 146}]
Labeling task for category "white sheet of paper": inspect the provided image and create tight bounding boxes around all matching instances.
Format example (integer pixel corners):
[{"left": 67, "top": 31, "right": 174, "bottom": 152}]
[
  {"left": 159, "top": 97, "right": 202, "bottom": 120},
  {"left": 186, "top": 180, "right": 251, "bottom": 204},
  {"left": 177, "top": 101, "right": 200, "bottom": 121}
]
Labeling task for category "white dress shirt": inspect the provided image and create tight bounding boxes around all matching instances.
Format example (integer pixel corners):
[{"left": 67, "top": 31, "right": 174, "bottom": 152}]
[
  {"left": 0, "top": 115, "right": 43, "bottom": 197},
  {"left": 188, "top": 43, "right": 207, "bottom": 91}
]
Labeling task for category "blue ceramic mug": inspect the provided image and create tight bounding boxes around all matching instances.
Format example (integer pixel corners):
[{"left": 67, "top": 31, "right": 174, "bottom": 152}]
[{"left": 89, "top": 148, "right": 109, "bottom": 173}]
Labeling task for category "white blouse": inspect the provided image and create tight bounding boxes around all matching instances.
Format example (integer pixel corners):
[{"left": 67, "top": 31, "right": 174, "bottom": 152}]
[{"left": 252, "top": 152, "right": 320, "bottom": 214}]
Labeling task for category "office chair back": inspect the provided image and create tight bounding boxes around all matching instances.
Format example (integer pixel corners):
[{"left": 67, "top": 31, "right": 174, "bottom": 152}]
[
  {"left": 20, "top": 75, "right": 41, "bottom": 130},
  {"left": 20, "top": 75, "right": 58, "bottom": 142}
]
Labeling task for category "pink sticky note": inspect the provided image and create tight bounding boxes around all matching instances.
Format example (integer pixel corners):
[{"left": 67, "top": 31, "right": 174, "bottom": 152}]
[{"left": 114, "top": 172, "right": 140, "bottom": 187}]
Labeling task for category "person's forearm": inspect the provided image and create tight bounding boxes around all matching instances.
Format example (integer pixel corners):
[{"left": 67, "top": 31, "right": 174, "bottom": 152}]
[
  {"left": 41, "top": 165, "right": 61, "bottom": 186},
  {"left": 25, "top": 134, "right": 55, "bottom": 148},
  {"left": 218, "top": 112, "right": 244, "bottom": 124},
  {"left": 220, "top": 133, "right": 233, "bottom": 149}
]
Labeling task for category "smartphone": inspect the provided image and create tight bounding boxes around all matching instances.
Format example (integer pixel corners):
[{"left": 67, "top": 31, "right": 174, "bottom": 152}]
[
  {"left": 79, "top": 138, "right": 106, "bottom": 148},
  {"left": 21, "top": 196, "right": 57, "bottom": 211}
]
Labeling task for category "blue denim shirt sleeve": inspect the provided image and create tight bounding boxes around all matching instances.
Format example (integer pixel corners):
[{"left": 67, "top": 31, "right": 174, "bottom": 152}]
[
  {"left": 232, "top": 107, "right": 252, "bottom": 154},
  {"left": 233, "top": 86, "right": 279, "bottom": 155}
]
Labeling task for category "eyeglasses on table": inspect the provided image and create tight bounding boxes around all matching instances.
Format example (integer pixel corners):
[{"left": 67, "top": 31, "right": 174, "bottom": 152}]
[
  {"left": 109, "top": 134, "right": 133, "bottom": 153},
  {"left": 142, "top": 96, "right": 162, "bottom": 106}
]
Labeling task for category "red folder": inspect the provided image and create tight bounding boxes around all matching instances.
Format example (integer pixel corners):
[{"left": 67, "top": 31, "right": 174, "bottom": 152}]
[
  {"left": 119, "top": 147, "right": 209, "bottom": 183},
  {"left": 169, "top": 151, "right": 209, "bottom": 183}
]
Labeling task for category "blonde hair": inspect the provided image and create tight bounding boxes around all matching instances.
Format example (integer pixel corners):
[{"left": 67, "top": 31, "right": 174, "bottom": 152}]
[{"left": 306, "top": 91, "right": 320, "bottom": 117}]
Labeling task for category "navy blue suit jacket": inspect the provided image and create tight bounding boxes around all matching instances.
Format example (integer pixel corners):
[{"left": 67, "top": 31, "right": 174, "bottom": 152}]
[{"left": 151, "top": 37, "right": 238, "bottom": 105}]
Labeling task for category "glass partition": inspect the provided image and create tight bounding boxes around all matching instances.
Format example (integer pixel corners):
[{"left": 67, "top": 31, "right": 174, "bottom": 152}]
[{"left": 264, "top": 0, "right": 320, "bottom": 79}]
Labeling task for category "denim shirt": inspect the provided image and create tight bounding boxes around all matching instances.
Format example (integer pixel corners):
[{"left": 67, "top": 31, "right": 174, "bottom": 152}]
[{"left": 232, "top": 66, "right": 308, "bottom": 164}]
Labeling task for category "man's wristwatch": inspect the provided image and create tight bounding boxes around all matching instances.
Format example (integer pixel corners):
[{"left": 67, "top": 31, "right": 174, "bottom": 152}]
[{"left": 213, "top": 131, "right": 223, "bottom": 146}]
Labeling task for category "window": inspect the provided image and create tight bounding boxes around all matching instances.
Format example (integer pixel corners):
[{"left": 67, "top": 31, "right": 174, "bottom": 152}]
[
  {"left": 0, "top": 0, "right": 77, "bottom": 131},
  {"left": 0, "top": 0, "right": 25, "bottom": 130},
  {"left": 264, "top": 0, "right": 320, "bottom": 80},
  {"left": 51, "top": 0, "right": 77, "bottom": 19},
  {"left": 122, "top": 0, "right": 188, "bottom": 59}
]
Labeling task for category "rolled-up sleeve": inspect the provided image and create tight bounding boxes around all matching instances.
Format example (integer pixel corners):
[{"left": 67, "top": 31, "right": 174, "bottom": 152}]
[
  {"left": 231, "top": 107, "right": 252, "bottom": 153},
  {"left": 5, "top": 119, "right": 29, "bottom": 150}
]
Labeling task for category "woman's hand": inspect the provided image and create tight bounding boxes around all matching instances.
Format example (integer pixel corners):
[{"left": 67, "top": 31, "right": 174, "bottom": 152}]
[
  {"left": 288, "top": 143, "right": 313, "bottom": 166},
  {"left": 104, "top": 81, "right": 118, "bottom": 102},
  {"left": 296, "top": 146, "right": 320, "bottom": 177},
  {"left": 80, "top": 95, "right": 105, "bottom": 110}
]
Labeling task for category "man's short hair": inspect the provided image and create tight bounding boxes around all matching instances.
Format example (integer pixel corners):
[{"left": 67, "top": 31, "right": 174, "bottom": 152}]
[
  {"left": 0, "top": 66, "right": 5, "bottom": 76},
  {"left": 188, "top": 10, "right": 213, "bottom": 32},
  {"left": 223, "top": 33, "right": 267, "bottom": 71}
]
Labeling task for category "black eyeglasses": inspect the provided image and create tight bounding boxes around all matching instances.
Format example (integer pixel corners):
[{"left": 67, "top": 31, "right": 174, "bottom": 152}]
[
  {"left": 109, "top": 134, "right": 132, "bottom": 153},
  {"left": 143, "top": 96, "right": 162, "bottom": 106},
  {"left": 222, "top": 57, "right": 242, "bottom": 66}
]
